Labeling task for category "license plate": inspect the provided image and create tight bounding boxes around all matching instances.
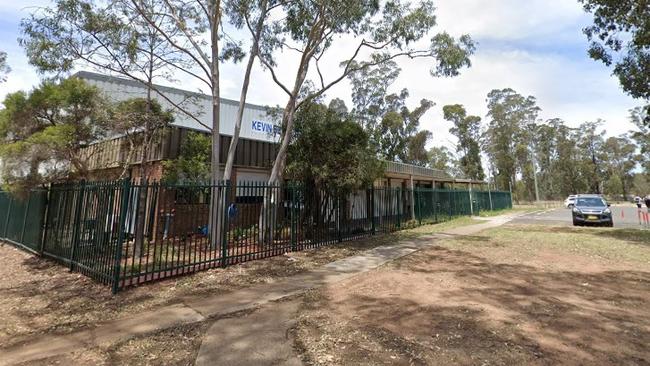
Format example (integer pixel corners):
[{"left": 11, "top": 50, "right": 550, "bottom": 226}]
[{"left": 587, "top": 215, "right": 598, "bottom": 220}]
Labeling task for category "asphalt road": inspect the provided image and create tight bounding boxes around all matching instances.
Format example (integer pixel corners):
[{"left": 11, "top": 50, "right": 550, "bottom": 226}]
[{"left": 510, "top": 205, "right": 650, "bottom": 229}]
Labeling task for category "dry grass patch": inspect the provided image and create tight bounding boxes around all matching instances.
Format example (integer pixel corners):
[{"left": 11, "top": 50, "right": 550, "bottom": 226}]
[
  {"left": 0, "top": 216, "right": 481, "bottom": 348},
  {"left": 294, "top": 224, "right": 650, "bottom": 365}
]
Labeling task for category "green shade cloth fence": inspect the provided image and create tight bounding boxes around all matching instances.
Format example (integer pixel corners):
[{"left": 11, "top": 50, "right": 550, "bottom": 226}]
[
  {"left": 0, "top": 180, "right": 511, "bottom": 293},
  {"left": 0, "top": 189, "right": 48, "bottom": 253}
]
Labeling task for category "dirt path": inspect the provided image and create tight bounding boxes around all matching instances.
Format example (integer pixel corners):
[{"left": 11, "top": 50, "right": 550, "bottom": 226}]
[
  {"left": 191, "top": 215, "right": 522, "bottom": 366},
  {"left": 195, "top": 299, "right": 302, "bottom": 366}
]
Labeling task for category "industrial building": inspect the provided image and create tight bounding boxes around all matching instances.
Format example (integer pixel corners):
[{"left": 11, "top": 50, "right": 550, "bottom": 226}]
[{"left": 78, "top": 71, "right": 483, "bottom": 191}]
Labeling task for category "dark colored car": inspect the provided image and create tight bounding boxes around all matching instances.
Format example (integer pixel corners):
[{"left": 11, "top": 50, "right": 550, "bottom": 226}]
[{"left": 572, "top": 195, "right": 613, "bottom": 227}]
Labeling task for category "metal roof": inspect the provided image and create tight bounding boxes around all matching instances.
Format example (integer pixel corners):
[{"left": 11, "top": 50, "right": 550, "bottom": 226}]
[{"left": 72, "top": 71, "right": 268, "bottom": 112}]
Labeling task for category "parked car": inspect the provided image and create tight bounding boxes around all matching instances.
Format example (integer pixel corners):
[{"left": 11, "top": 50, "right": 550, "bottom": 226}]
[
  {"left": 564, "top": 195, "right": 577, "bottom": 208},
  {"left": 572, "top": 195, "right": 613, "bottom": 227}
]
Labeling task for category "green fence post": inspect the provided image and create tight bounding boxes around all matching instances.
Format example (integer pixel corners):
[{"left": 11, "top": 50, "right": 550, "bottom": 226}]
[
  {"left": 19, "top": 192, "right": 32, "bottom": 245},
  {"left": 39, "top": 187, "right": 51, "bottom": 254},
  {"left": 69, "top": 180, "right": 86, "bottom": 271},
  {"left": 221, "top": 181, "right": 230, "bottom": 268},
  {"left": 112, "top": 179, "right": 131, "bottom": 294},
  {"left": 3, "top": 196, "right": 12, "bottom": 239}
]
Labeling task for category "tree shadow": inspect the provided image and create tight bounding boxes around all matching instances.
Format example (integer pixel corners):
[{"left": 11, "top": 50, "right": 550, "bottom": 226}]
[{"left": 298, "top": 246, "right": 650, "bottom": 365}]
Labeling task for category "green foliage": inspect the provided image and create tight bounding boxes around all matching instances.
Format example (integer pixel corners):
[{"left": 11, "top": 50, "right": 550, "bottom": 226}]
[
  {"left": 575, "top": 121, "right": 607, "bottom": 194},
  {"left": 427, "top": 146, "right": 455, "bottom": 174},
  {"left": 631, "top": 173, "right": 650, "bottom": 196},
  {"left": 629, "top": 105, "right": 649, "bottom": 175},
  {"left": 406, "top": 130, "right": 432, "bottom": 167},
  {"left": 347, "top": 60, "right": 434, "bottom": 166},
  {"left": 580, "top": 0, "right": 650, "bottom": 104},
  {"left": 286, "top": 101, "right": 384, "bottom": 193},
  {"left": 444, "top": 104, "right": 484, "bottom": 180},
  {"left": 484, "top": 88, "right": 540, "bottom": 197},
  {"left": 602, "top": 135, "right": 638, "bottom": 198},
  {"left": 112, "top": 98, "right": 175, "bottom": 179},
  {"left": 0, "top": 50, "right": 9, "bottom": 82},
  {"left": 112, "top": 98, "right": 174, "bottom": 134},
  {"left": 0, "top": 77, "right": 109, "bottom": 191},
  {"left": 162, "top": 131, "right": 211, "bottom": 184}
]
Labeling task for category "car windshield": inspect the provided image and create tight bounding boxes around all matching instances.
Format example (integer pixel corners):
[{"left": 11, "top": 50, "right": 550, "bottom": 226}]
[{"left": 576, "top": 197, "right": 606, "bottom": 207}]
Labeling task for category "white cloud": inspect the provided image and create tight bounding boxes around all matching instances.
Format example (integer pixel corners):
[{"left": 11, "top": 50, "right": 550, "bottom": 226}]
[
  {"left": 435, "top": 0, "right": 588, "bottom": 41},
  {"left": 0, "top": 0, "right": 642, "bottom": 150}
]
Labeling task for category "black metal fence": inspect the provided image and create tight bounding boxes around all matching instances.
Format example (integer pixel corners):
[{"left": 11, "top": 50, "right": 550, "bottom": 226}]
[{"left": 0, "top": 180, "right": 511, "bottom": 293}]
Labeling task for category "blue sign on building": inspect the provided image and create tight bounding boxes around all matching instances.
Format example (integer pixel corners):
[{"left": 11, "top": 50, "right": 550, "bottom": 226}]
[{"left": 251, "top": 120, "right": 279, "bottom": 135}]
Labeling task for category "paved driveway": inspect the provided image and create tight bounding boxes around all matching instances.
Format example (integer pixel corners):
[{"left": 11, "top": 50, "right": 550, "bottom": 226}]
[{"left": 511, "top": 206, "right": 650, "bottom": 229}]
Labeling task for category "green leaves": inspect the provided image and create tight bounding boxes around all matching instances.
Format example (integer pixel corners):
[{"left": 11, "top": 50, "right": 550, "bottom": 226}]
[
  {"left": 0, "top": 51, "right": 9, "bottom": 82},
  {"left": 286, "top": 101, "right": 383, "bottom": 193},
  {"left": 444, "top": 104, "right": 484, "bottom": 180},
  {"left": 162, "top": 131, "right": 211, "bottom": 184},
  {"left": 580, "top": 0, "right": 650, "bottom": 100},
  {"left": 484, "top": 88, "right": 540, "bottom": 195},
  {"left": 0, "top": 77, "right": 109, "bottom": 191},
  {"left": 430, "top": 33, "right": 475, "bottom": 77}
]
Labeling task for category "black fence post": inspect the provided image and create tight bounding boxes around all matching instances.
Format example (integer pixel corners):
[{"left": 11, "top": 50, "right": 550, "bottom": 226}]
[
  {"left": 396, "top": 188, "right": 401, "bottom": 229},
  {"left": 69, "top": 180, "right": 86, "bottom": 271},
  {"left": 337, "top": 194, "right": 342, "bottom": 243},
  {"left": 290, "top": 183, "right": 297, "bottom": 251},
  {"left": 370, "top": 186, "right": 375, "bottom": 234},
  {"left": 112, "top": 179, "right": 131, "bottom": 295}
]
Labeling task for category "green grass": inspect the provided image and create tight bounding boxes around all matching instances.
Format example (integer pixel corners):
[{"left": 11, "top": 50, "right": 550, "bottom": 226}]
[
  {"left": 402, "top": 216, "right": 482, "bottom": 235},
  {"left": 451, "top": 225, "right": 650, "bottom": 265},
  {"left": 478, "top": 207, "right": 538, "bottom": 217}
]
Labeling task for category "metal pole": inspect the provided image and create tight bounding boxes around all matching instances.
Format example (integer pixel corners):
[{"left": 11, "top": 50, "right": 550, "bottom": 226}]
[
  {"left": 290, "top": 183, "right": 297, "bottom": 251},
  {"left": 112, "top": 179, "right": 131, "bottom": 294},
  {"left": 370, "top": 186, "right": 375, "bottom": 234},
  {"left": 221, "top": 180, "right": 230, "bottom": 267},
  {"left": 69, "top": 180, "right": 86, "bottom": 271}
]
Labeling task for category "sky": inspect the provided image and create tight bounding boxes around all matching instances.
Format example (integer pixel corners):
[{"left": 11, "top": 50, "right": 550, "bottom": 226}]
[{"left": 0, "top": 0, "right": 643, "bottom": 153}]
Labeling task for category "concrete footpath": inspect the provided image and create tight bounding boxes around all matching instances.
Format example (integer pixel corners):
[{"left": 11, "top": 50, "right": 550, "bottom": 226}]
[{"left": 0, "top": 214, "right": 517, "bottom": 366}]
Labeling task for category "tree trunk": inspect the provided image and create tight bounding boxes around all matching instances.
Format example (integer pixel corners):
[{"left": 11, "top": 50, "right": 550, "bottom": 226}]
[
  {"left": 208, "top": 1, "right": 223, "bottom": 251},
  {"left": 258, "top": 21, "right": 322, "bottom": 244},
  {"left": 223, "top": 0, "right": 268, "bottom": 181},
  {"left": 133, "top": 67, "right": 154, "bottom": 258}
]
